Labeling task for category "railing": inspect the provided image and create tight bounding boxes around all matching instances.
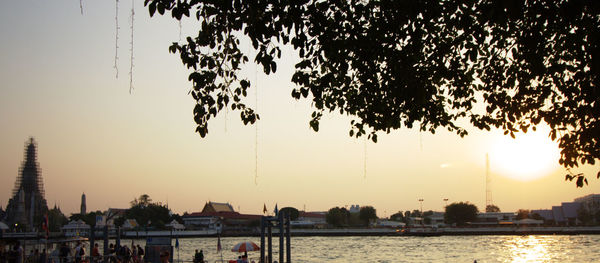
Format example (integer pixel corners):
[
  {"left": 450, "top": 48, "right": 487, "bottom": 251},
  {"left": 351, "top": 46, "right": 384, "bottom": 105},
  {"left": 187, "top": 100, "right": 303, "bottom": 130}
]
[
  {"left": 2, "top": 232, "right": 40, "bottom": 238},
  {"left": 15, "top": 248, "right": 261, "bottom": 263}
]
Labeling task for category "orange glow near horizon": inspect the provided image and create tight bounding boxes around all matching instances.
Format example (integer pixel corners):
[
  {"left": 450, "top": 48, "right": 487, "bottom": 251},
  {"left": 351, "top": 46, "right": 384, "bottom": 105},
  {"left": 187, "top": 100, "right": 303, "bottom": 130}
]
[{"left": 1, "top": 1, "right": 599, "bottom": 217}]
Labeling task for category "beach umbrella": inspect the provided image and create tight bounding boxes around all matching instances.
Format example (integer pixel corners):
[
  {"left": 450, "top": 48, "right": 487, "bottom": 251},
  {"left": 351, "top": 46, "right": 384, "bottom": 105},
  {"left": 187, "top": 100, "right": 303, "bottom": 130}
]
[{"left": 231, "top": 241, "right": 260, "bottom": 252}]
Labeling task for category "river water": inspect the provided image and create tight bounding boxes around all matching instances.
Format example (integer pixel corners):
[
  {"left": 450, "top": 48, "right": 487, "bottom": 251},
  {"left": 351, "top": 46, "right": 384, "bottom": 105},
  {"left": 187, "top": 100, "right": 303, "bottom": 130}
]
[{"left": 119, "top": 235, "right": 600, "bottom": 262}]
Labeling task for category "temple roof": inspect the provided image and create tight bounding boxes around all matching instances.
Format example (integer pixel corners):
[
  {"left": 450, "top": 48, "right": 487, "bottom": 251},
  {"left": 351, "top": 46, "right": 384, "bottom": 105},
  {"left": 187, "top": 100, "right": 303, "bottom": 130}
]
[{"left": 201, "top": 202, "right": 235, "bottom": 213}]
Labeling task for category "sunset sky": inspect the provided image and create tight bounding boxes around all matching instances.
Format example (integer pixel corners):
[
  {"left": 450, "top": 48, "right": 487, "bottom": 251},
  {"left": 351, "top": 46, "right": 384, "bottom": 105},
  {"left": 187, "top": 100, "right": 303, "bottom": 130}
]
[{"left": 1, "top": 0, "right": 598, "bottom": 217}]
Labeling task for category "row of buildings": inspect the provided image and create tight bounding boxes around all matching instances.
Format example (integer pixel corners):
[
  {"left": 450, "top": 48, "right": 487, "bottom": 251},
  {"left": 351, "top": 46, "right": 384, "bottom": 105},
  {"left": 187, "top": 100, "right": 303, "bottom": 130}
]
[
  {"left": 181, "top": 202, "right": 327, "bottom": 231},
  {"left": 531, "top": 194, "right": 600, "bottom": 226},
  {"left": 2, "top": 138, "right": 599, "bottom": 235},
  {"left": 177, "top": 194, "right": 600, "bottom": 230},
  {"left": 0, "top": 138, "right": 329, "bottom": 236},
  {"left": 28, "top": 194, "right": 600, "bottom": 237},
  {"left": 60, "top": 202, "right": 327, "bottom": 237},
  {"left": 404, "top": 194, "right": 600, "bottom": 228}
]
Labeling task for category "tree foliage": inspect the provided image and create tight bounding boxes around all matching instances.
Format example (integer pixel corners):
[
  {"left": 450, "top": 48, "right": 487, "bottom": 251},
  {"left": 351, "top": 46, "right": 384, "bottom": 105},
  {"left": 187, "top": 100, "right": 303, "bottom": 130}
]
[
  {"left": 411, "top": 209, "right": 422, "bottom": 218},
  {"left": 444, "top": 202, "right": 479, "bottom": 226},
  {"left": 516, "top": 209, "right": 530, "bottom": 220},
  {"left": 325, "top": 207, "right": 349, "bottom": 227},
  {"left": 279, "top": 207, "right": 300, "bottom": 221},
  {"left": 114, "top": 216, "right": 126, "bottom": 228},
  {"left": 131, "top": 194, "right": 153, "bottom": 207},
  {"left": 390, "top": 211, "right": 405, "bottom": 222},
  {"left": 423, "top": 210, "right": 434, "bottom": 225},
  {"left": 530, "top": 212, "right": 544, "bottom": 221},
  {"left": 125, "top": 194, "right": 172, "bottom": 229},
  {"left": 47, "top": 206, "right": 68, "bottom": 232},
  {"left": 486, "top": 204, "right": 501, "bottom": 213},
  {"left": 358, "top": 206, "right": 377, "bottom": 226},
  {"left": 69, "top": 210, "right": 104, "bottom": 227},
  {"left": 144, "top": 0, "right": 600, "bottom": 185}
]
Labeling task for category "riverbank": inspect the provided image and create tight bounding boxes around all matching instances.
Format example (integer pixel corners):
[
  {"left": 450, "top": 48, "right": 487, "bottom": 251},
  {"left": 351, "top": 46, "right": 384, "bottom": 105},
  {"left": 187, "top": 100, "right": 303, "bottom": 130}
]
[
  {"left": 4, "top": 226, "right": 600, "bottom": 240},
  {"left": 287, "top": 226, "right": 600, "bottom": 236}
]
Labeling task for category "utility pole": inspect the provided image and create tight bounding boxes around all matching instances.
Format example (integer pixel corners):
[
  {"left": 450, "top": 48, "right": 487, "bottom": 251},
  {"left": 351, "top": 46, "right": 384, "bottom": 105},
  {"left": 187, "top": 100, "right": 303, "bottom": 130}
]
[{"left": 486, "top": 153, "right": 493, "bottom": 210}]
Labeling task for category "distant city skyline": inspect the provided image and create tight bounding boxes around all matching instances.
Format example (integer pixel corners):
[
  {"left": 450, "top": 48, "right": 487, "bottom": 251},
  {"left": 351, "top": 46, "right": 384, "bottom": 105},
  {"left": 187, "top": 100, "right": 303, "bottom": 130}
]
[{"left": 1, "top": 1, "right": 599, "bottom": 217}]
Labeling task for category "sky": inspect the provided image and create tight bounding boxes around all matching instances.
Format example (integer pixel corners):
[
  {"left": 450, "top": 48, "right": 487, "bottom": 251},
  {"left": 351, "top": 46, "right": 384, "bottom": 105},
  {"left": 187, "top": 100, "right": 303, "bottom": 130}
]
[{"left": 1, "top": 0, "right": 598, "bottom": 218}]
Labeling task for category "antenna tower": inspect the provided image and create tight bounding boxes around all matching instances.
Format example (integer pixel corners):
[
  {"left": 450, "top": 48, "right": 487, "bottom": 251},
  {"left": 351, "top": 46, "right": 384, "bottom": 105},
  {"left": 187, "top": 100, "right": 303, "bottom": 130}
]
[{"left": 486, "top": 153, "right": 493, "bottom": 209}]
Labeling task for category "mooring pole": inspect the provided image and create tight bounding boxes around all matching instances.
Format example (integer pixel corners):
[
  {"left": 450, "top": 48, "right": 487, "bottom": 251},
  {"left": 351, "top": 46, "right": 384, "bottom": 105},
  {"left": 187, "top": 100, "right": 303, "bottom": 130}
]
[
  {"left": 103, "top": 225, "right": 109, "bottom": 259},
  {"left": 90, "top": 226, "right": 95, "bottom": 262},
  {"left": 260, "top": 217, "right": 265, "bottom": 263},
  {"left": 267, "top": 221, "right": 272, "bottom": 263},
  {"left": 279, "top": 214, "right": 284, "bottom": 263},
  {"left": 116, "top": 226, "right": 121, "bottom": 248},
  {"left": 285, "top": 213, "right": 291, "bottom": 263}
]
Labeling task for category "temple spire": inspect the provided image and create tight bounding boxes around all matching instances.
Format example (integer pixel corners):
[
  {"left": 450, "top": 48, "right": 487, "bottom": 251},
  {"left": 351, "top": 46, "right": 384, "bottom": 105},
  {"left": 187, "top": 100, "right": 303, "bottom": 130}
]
[
  {"left": 5, "top": 138, "right": 49, "bottom": 231},
  {"left": 81, "top": 193, "right": 87, "bottom": 215}
]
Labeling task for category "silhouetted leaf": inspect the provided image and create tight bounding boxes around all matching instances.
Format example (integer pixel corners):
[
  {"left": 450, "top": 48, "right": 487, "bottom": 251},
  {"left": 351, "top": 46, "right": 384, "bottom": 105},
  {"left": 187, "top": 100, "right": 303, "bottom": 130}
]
[
  {"left": 301, "top": 88, "right": 308, "bottom": 98},
  {"left": 148, "top": 2, "right": 157, "bottom": 17},
  {"left": 565, "top": 174, "right": 572, "bottom": 181},
  {"left": 157, "top": 3, "right": 165, "bottom": 15},
  {"left": 309, "top": 119, "right": 319, "bottom": 132},
  {"left": 144, "top": 0, "right": 600, "bottom": 186},
  {"left": 576, "top": 176, "right": 585, "bottom": 187}
]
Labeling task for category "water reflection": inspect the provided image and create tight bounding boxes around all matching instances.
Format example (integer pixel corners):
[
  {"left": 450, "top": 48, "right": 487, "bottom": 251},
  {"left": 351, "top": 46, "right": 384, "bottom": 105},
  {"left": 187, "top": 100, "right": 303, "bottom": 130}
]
[
  {"left": 119, "top": 235, "right": 600, "bottom": 262},
  {"left": 503, "top": 235, "right": 552, "bottom": 262}
]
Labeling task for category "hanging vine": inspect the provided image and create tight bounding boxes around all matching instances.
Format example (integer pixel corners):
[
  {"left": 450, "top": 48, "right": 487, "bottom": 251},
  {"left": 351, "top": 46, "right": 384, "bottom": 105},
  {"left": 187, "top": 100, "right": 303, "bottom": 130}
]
[
  {"left": 128, "top": 0, "right": 135, "bottom": 93},
  {"left": 114, "top": 0, "right": 120, "bottom": 79},
  {"left": 364, "top": 137, "right": 367, "bottom": 179},
  {"left": 254, "top": 61, "right": 259, "bottom": 186},
  {"left": 178, "top": 20, "right": 182, "bottom": 42}
]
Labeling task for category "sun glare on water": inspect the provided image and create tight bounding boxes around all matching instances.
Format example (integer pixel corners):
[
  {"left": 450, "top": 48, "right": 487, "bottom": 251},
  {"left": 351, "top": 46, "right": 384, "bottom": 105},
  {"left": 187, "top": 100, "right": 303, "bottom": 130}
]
[
  {"left": 489, "top": 127, "right": 561, "bottom": 181},
  {"left": 504, "top": 236, "right": 553, "bottom": 262}
]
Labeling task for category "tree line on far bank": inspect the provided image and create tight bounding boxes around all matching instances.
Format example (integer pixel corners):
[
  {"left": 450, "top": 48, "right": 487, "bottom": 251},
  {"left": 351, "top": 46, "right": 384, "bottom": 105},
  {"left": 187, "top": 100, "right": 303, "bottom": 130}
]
[
  {"left": 44, "top": 198, "right": 600, "bottom": 232},
  {"left": 325, "top": 206, "right": 377, "bottom": 227},
  {"left": 329, "top": 202, "right": 600, "bottom": 227},
  {"left": 388, "top": 202, "right": 479, "bottom": 226},
  {"left": 46, "top": 194, "right": 181, "bottom": 232}
]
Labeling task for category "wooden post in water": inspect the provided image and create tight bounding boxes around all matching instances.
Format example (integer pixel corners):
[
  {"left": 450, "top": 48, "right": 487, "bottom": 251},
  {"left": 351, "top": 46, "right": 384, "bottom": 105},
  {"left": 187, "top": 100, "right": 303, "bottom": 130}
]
[
  {"left": 103, "top": 225, "right": 109, "bottom": 259},
  {"left": 260, "top": 215, "right": 291, "bottom": 263},
  {"left": 285, "top": 213, "right": 291, "bottom": 263},
  {"left": 90, "top": 225, "right": 95, "bottom": 262},
  {"left": 116, "top": 226, "right": 121, "bottom": 248},
  {"left": 260, "top": 218, "right": 265, "bottom": 263},
  {"left": 278, "top": 214, "right": 284, "bottom": 263},
  {"left": 267, "top": 221, "right": 272, "bottom": 263}
]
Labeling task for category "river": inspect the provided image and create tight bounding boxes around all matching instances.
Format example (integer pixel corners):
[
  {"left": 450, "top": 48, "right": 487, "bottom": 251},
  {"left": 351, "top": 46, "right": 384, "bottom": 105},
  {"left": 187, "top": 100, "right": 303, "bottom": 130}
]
[{"left": 118, "top": 235, "right": 600, "bottom": 262}]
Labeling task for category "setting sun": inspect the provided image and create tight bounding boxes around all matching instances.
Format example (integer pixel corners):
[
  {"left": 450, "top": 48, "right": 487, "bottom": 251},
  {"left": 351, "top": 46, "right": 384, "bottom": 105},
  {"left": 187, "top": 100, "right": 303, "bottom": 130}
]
[{"left": 489, "top": 126, "right": 561, "bottom": 181}]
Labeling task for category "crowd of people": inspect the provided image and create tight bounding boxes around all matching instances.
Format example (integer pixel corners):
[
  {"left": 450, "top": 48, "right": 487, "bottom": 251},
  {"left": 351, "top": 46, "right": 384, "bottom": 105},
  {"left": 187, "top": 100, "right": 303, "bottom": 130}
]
[
  {"left": 0, "top": 241, "right": 44, "bottom": 263},
  {"left": 0, "top": 241, "right": 266, "bottom": 263},
  {"left": 191, "top": 250, "right": 203, "bottom": 263},
  {"left": 0, "top": 241, "right": 144, "bottom": 263},
  {"left": 104, "top": 243, "right": 144, "bottom": 263}
]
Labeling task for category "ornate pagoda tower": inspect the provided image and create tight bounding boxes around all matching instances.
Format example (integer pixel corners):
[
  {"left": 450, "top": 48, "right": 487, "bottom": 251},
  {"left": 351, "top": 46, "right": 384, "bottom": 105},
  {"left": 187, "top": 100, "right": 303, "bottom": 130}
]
[
  {"left": 80, "top": 193, "right": 86, "bottom": 215},
  {"left": 5, "top": 138, "right": 49, "bottom": 231}
]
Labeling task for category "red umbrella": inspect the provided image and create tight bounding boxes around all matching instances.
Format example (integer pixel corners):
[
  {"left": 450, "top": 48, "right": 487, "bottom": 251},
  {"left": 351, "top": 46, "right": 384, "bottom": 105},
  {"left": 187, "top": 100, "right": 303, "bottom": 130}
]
[{"left": 231, "top": 241, "right": 260, "bottom": 252}]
